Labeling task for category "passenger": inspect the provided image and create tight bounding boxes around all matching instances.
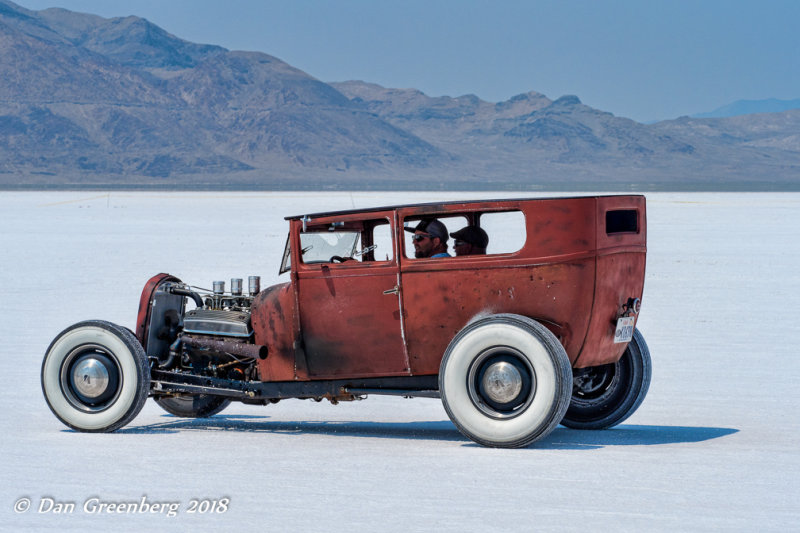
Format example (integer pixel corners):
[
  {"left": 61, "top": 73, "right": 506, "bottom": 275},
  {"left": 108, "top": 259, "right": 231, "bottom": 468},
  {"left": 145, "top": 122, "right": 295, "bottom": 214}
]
[
  {"left": 405, "top": 219, "right": 451, "bottom": 258},
  {"left": 450, "top": 225, "right": 489, "bottom": 256}
]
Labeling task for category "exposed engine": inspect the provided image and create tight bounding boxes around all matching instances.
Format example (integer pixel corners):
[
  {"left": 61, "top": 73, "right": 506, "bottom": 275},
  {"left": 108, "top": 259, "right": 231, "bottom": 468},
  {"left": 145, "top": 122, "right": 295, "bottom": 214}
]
[{"left": 146, "top": 276, "right": 264, "bottom": 383}]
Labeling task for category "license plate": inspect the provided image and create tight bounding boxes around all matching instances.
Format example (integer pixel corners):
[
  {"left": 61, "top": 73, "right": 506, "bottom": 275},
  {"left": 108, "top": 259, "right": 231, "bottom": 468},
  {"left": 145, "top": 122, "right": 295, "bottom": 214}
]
[{"left": 614, "top": 316, "right": 635, "bottom": 344}]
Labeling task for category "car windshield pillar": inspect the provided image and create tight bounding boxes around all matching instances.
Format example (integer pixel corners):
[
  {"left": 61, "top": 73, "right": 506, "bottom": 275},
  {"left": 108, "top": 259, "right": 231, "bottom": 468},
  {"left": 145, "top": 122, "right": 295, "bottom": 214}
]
[{"left": 279, "top": 233, "right": 292, "bottom": 274}]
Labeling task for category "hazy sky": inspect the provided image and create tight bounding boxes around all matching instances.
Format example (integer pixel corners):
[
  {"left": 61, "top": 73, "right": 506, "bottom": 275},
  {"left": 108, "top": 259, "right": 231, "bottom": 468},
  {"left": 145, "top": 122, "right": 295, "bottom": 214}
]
[{"left": 18, "top": 0, "right": 800, "bottom": 122}]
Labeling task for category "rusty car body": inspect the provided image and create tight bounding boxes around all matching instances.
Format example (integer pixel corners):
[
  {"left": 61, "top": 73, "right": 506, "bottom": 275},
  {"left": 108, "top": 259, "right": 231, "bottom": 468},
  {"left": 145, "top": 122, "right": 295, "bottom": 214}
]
[{"left": 42, "top": 195, "right": 651, "bottom": 447}]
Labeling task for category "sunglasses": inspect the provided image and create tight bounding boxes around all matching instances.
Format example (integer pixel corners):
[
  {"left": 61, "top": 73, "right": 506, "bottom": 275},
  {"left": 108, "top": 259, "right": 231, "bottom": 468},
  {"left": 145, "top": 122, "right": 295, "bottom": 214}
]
[
  {"left": 454, "top": 240, "right": 467, "bottom": 247},
  {"left": 412, "top": 233, "right": 433, "bottom": 242}
]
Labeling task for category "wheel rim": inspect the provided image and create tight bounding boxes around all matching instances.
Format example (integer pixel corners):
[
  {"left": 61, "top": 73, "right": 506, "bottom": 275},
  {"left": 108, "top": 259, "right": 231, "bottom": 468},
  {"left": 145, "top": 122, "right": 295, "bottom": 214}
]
[
  {"left": 572, "top": 362, "right": 618, "bottom": 401},
  {"left": 467, "top": 346, "right": 536, "bottom": 419},
  {"left": 60, "top": 344, "right": 122, "bottom": 412}
]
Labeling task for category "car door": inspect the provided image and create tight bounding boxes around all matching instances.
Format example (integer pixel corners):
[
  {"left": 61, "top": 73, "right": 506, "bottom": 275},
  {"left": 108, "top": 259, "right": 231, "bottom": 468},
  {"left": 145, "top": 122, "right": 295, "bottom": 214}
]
[{"left": 294, "top": 213, "right": 410, "bottom": 378}]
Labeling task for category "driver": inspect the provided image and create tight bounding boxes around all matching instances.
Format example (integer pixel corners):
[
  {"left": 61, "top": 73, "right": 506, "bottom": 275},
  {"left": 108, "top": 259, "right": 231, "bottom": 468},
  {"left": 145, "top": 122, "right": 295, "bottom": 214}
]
[{"left": 405, "top": 219, "right": 451, "bottom": 258}]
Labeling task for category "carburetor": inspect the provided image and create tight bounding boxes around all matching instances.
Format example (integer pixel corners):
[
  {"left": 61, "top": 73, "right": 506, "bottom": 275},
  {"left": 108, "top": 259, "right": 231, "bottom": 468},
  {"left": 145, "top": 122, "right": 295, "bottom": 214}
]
[{"left": 204, "top": 275, "right": 261, "bottom": 311}]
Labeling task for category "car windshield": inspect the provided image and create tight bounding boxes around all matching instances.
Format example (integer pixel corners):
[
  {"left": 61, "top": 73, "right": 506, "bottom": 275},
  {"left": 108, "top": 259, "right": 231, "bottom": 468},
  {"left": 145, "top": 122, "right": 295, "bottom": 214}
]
[
  {"left": 300, "top": 231, "right": 360, "bottom": 263},
  {"left": 282, "top": 232, "right": 360, "bottom": 273},
  {"left": 282, "top": 231, "right": 360, "bottom": 273}
]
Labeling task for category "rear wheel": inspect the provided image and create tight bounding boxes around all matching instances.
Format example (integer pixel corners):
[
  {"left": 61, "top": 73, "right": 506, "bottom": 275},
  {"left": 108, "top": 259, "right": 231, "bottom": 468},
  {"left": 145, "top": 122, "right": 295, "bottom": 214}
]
[
  {"left": 561, "top": 328, "right": 651, "bottom": 429},
  {"left": 41, "top": 320, "right": 150, "bottom": 432},
  {"left": 439, "top": 314, "right": 572, "bottom": 448},
  {"left": 155, "top": 395, "right": 230, "bottom": 418}
]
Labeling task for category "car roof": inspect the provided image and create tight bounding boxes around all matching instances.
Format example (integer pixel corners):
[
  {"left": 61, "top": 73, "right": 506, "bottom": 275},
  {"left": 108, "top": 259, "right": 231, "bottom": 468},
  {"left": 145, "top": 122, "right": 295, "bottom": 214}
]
[{"left": 284, "top": 194, "right": 643, "bottom": 220}]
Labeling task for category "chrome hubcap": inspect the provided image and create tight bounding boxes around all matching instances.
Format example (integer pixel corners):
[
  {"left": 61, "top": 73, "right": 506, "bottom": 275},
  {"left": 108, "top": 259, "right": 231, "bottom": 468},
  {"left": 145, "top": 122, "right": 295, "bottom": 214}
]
[
  {"left": 468, "top": 347, "right": 536, "bottom": 420},
  {"left": 60, "top": 344, "right": 121, "bottom": 412},
  {"left": 481, "top": 361, "right": 523, "bottom": 404},
  {"left": 71, "top": 358, "right": 110, "bottom": 399}
]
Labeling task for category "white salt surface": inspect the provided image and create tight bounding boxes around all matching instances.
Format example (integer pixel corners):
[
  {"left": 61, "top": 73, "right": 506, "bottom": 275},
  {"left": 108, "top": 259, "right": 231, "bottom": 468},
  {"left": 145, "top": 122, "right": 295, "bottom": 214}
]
[{"left": 1, "top": 191, "right": 798, "bottom": 531}]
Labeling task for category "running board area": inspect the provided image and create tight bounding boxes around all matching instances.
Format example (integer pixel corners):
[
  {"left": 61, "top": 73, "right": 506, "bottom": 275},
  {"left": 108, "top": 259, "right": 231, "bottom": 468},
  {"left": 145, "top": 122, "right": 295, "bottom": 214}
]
[{"left": 150, "top": 369, "right": 439, "bottom": 401}]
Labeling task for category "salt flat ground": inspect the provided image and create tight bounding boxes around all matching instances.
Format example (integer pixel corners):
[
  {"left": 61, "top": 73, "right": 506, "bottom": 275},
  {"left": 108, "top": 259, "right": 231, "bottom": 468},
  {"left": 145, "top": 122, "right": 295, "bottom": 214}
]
[{"left": 0, "top": 191, "right": 797, "bottom": 532}]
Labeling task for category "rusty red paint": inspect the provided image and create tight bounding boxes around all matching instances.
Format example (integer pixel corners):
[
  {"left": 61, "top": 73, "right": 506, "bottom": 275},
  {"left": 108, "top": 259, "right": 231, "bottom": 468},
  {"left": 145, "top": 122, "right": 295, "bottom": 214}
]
[
  {"left": 400, "top": 261, "right": 594, "bottom": 372},
  {"left": 296, "top": 265, "right": 408, "bottom": 378},
  {"left": 251, "top": 282, "right": 297, "bottom": 381},
  {"left": 572, "top": 195, "right": 647, "bottom": 367},
  {"left": 246, "top": 195, "right": 647, "bottom": 380}
]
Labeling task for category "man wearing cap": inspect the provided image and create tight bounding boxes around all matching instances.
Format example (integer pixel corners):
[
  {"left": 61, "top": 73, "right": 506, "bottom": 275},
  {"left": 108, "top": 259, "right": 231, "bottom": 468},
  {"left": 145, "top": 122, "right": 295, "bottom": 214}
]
[
  {"left": 405, "top": 218, "right": 451, "bottom": 258},
  {"left": 450, "top": 225, "right": 489, "bottom": 256}
]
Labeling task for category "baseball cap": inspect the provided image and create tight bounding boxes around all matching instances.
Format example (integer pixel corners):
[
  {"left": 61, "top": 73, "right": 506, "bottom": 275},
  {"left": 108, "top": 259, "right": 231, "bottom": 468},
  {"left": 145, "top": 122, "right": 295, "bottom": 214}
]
[
  {"left": 404, "top": 219, "right": 449, "bottom": 242},
  {"left": 450, "top": 226, "right": 489, "bottom": 248}
]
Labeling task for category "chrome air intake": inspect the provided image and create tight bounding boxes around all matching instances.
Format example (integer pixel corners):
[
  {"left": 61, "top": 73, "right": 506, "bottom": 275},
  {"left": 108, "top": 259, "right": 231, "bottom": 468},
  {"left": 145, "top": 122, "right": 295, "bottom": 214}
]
[
  {"left": 213, "top": 281, "right": 225, "bottom": 295},
  {"left": 183, "top": 308, "right": 252, "bottom": 338},
  {"left": 248, "top": 276, "right": 260, "bottom": 296},
  {"left": 231, "top": 278, "right": 243, "bottom": 296}
]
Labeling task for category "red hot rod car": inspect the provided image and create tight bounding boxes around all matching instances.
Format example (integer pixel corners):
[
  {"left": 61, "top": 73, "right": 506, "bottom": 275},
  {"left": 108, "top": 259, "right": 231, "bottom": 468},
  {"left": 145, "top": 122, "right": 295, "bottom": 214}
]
[{"left": 42, "top": 195, "right": 651, "bottom": 448}]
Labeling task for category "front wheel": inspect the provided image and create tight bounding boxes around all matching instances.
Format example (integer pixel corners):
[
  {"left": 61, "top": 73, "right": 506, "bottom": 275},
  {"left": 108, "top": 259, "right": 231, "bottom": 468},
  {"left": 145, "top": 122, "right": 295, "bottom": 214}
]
[
  {"left": 41, "top": 320, "right": 150, "bottom": 432},
  {"left": 561, "top": 328, "right": 651, "bottom": 429},
  {"left": 439, "top": 314, "right": 572, "bottom": 448},
  {"left": 155, "top": 395, "right": 230, "bottom": 418}
]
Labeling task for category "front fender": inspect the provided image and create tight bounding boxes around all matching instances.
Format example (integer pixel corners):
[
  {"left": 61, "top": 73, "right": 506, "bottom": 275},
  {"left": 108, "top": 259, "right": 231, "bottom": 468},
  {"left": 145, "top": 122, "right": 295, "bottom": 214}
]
[{"left": 135, "top": 273, "right": 181, "bottom": 349}]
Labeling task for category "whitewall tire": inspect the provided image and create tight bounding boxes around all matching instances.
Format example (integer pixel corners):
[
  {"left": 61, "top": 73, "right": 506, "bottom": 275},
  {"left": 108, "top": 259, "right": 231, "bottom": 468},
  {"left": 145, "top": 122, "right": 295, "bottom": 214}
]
[
  {"left": 41, "top": 320, "right": 150, "bottom": 432},
  {"left": 439, "top": 314, "right": 572, "bottom": 448}
]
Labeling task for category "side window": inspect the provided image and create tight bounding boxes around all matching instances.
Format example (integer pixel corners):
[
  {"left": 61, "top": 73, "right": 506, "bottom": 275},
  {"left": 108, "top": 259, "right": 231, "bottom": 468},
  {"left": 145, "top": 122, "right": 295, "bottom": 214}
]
[
  {"left": 477, "top": 211, "right": 526, "bottom": 254},
  {"left": 606, "top": 209, "right": 639, "bottom": 234},
  {"left": 401, "top": 210, "right": 526, "bottom": 259},
  {"left": 403, "top": 215, "right": 467, "bottom": 259},
  {"left": 370, "top": 220, "right": 394, "bottom": 262}
]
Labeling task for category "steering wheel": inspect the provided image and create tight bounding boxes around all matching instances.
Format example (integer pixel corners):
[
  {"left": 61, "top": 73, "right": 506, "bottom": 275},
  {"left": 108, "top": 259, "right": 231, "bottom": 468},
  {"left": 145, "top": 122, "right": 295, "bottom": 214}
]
[{"left": 330, "top": 255, "right": 353, "bottom": 263}]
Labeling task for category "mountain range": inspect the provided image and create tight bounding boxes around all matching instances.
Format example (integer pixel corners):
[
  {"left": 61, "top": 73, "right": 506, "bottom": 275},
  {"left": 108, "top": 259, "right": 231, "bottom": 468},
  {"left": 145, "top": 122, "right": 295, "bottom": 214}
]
[
  {"left": 1, "top": 0, "right": 798, "bottom": 190},
  {"left": 692, "top": 98, "right": 800, "bottom": 119}
]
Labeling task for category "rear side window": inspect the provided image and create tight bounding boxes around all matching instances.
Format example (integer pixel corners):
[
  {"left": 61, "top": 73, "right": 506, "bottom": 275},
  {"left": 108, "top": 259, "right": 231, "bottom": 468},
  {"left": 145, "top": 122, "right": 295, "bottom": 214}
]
[
  {"left": 477, "top": 211, "right": 526, "bottom": 254},
  {"left": 402, "top": 210, "right": 526, "bottom": 258},
  {"left": 606, "top": 209, "right": 638, "bottom": 234}
]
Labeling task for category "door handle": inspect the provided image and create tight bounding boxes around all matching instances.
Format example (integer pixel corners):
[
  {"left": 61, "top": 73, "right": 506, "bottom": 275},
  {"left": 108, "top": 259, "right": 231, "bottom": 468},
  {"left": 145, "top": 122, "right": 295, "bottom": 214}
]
[{"left": 383, "top": 286, "right": 399, "bottom": 295}]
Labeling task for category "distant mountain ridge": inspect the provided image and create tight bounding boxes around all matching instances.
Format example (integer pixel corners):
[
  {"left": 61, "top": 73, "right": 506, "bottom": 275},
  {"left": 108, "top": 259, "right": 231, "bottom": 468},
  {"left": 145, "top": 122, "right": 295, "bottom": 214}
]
[
  {"left": 0, "top": 0, "right": 798, "bottom": 190},
  {"left": 692, "top": 98, "right": 800, "bottom": 119}
]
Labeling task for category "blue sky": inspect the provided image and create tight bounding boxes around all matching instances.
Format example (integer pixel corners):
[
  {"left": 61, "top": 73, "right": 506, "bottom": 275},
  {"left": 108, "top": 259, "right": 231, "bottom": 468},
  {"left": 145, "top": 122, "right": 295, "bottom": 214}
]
[{"left": 18, "top": 0, "right": 800, "bottom": 122}]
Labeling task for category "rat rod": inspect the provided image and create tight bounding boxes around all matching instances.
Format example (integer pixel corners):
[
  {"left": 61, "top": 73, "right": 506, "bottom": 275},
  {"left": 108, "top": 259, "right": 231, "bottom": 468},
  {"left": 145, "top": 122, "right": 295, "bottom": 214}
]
[{"left": 42, "top": 195, "right": 651, "bottom": 447}]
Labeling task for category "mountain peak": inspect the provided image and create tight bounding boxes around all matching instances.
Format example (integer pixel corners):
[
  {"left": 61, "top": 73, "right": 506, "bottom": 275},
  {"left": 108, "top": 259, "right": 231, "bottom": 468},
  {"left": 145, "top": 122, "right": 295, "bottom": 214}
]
[
  {"left": 552, "top": 95, "right": 581, "bottom": 106},
  {"left": 0, "top": 0, "right": 32, "bottom": 18},
  {"left": 509, "top": 90, "right": 549, "bottom": 102},
  {"left": 493, "top": 91, "right": 551, "bottom": 118},
  {"left": 75, "top": 14, "right": 225, "bottom": 70},
  {"left": 0, "top": 2, "right": 226, "bottom": 70}
]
